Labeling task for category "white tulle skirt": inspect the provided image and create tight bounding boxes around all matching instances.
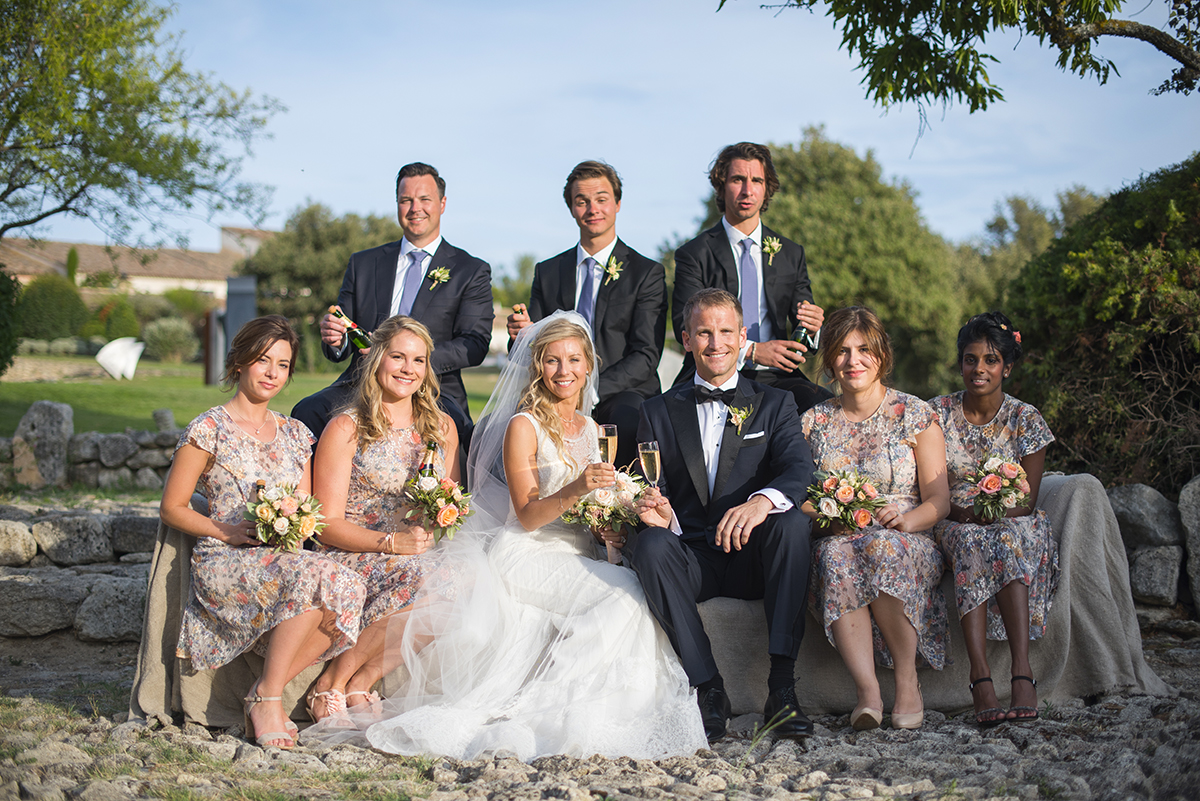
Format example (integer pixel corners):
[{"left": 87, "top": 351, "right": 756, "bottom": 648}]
[{"left": 306, "top": 519, "right": 706, "bottom": 761}]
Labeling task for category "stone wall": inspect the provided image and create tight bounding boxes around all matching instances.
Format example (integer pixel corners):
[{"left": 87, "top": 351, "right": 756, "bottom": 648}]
[{"left": 1109, "top": 476, "right": 1200, "bottom": 610}]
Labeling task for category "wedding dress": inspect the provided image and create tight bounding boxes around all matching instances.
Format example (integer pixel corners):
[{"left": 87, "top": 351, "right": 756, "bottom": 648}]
[{"left": 312, "top": 311, "right": 707, "bottom": 761}]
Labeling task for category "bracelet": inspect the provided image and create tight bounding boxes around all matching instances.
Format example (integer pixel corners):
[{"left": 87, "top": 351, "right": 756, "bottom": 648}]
[{"left": 383, "top": 532, "right": 395, "bottom": 554}]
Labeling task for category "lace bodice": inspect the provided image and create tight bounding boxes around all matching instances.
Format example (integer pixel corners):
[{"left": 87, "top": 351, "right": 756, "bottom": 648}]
[{"left": 513, "top": 412, "right": 600, "bottom": 497}]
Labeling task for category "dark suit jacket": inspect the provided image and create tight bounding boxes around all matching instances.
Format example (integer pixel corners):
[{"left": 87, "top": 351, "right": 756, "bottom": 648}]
[
  {"left": 670, "top": 222, "right": 814, "bottom": 384},
  {"left": 636, "top": 377, "right": 815, "bottom": 550},
  {"left": 527, "top": 239, "right": 666, "bottom": 401},
  {"left": 323, "top": 238, "right": 493, "bottom": 415}
]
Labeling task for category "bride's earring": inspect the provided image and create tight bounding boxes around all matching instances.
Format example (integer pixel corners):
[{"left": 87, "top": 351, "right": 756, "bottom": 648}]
[{"left": 417, "top": 385, "right": 426, "bottom": 397}]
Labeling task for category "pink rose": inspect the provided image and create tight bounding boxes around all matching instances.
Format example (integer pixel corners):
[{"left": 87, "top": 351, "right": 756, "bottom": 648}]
[
  {"left": 835, "top": 485, "right": 855, "bottom": 504},
  {"left": 1018, "top": 479, "right": 1031, "bottom": 494},
  {"left": 852, "top": 508, "right": 872, "bottom": 529},
  {"left": 979, "top": 474, "right": 1003, "bottom": 494},
  {"left": 440, "top": 478, "right": 456, "bottom": 492},
  {"left": 1000, "top": 462, "right": 1020, "bottom": 479},
  {"left": 278, "top": 496, "right": 300, "bottom": 517},
  {"left": 822, "top": 476, "right": 839, "bottom": 493},
  {"left": 861, "top": 483, "right": 878, "bottom": 499}
]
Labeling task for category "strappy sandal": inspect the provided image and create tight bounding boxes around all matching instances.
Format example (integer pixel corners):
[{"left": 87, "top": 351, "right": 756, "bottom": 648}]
[
  {"left": 244, "top": 685, "right": 294, "bottom": 749},
  {"left": 305, "top": 687, "right": 348, "bottom": 723},
  {"left": 346, "top": 689, "right": 383, "bottom": 714},
  {"left": 1009, "top": 675, "right": 1040, "bottom": 721},
  {"left": 970, "top": 676, "right": 1006, "bottom": 728}
]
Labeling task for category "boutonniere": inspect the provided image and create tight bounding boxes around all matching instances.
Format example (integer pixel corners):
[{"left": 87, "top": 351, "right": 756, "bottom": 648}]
[
  {"left": 603, "top": 255, "right": 623, "bottom": 286},
  {"left": 728, "top": 404, "right": 752, "bottom": 436},
  {"left": 762, "top": 237, "right": 782, "bottom": 267},
  {"left": 427, "top": 266, "right": 451, "bottom": 289}
]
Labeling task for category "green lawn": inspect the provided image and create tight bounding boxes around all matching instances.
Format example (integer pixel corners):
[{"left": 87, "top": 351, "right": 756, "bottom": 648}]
[{"left": 0, "top": 358, "right": 499, "bottom": 435}]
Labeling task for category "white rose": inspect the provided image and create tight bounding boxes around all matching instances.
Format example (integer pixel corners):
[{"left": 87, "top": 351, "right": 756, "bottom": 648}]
[
  {"left": 616, "top": 490, "right": 634, "bottom": 507},
  {"left": 983, "top": 456, "right": 1003, "bottom": 472},
  {"left": 272, "top": 516, "right": 290, "bottom": 534},
  {"left": 263, "top": 486, "right": 285, "bottom": 502},
  {"left": 616, "top": 474, "right": 635, "bottom": 493},
  {"left": 819, "top": 497, "right": 839, "bottom": 518},
  {"left": 417, "top": 476, "right": 438, "bottom": 492},
  {"left": 1002, "top": 493, "right": 1019, "bottom": 508},
  {"left": 593, "top": 488, "right": 615, "bottom": 507}
]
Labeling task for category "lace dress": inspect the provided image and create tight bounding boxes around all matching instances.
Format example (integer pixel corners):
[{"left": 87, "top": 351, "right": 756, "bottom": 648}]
[
  {"left": 931, "top": 392, "right": 1059, "bottom": 640},
  {"left": 364, "top": 412, "right": 707, "bottom": 761},
  {"left": 176, "top": 407, "right": 366, "bottom": 670},
  {"left": 801, "top": 389, "right": 949, "bottom": 669},
  {"left": 312, "top": 422, "right": 427, "bottom": 627}
]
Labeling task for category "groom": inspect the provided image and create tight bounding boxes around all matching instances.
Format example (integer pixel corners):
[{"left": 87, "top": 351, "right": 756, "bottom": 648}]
[{"left": 630, "top": 288, "right": 815, "bottom": 742}]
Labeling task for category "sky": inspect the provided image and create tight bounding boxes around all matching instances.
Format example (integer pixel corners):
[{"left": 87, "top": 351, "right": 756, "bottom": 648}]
[{"left": 35, "top": 0, "right": 1200, "bottom": 275}]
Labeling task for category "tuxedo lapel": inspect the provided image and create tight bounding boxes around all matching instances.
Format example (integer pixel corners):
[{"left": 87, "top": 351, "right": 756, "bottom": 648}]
[
  {"left": 707, "top": 224, "right": 738, "bottom": 295},
  {"left": 592, "top": 240, "right": 625, "bottom": 332},
  {"left": 407, "top": 241, "right": 451, "bottom": 320},
  {"left": 372, "top": 241, "right": 403, "bottom": 328},
  {"left": 665, "top": 386, "right": 709, "bottom": 507},
  {"left": 556, "top": 251, "right": 577, "bottom": 314},
  {"left": 712, "top": 381, "right": 764, "bottom": 502}
]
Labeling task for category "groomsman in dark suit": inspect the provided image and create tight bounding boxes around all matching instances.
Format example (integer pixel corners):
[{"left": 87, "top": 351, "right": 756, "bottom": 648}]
[
  {"left": 629, "top": 288, "right": 815, "bottom": 742},
  {"left": 292, "top": 162, "right": 493, "bottom": 440},
  {"left": 672, "top": 142, "right": 832, "bottom": 413},
  {"left": 507, "top": 160, "right": 667, "bottom": 467}
]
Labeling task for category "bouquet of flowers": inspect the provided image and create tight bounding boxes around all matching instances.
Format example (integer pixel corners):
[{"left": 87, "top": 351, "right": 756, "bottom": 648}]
[
  {"left": 965, "top": 454, "right": 1029, "bottom": 521},
  {"left": 402, "top": 474, "right": 473, "bottom": 542},
  {"left": 807, "top": 469, "right": 887, "bottom": 530},
  {"left": 244, "top": 481, "right": 326, "bottom": 551},
  {"left": 561, "top": 469, "right": 648, "bottom": 530}
]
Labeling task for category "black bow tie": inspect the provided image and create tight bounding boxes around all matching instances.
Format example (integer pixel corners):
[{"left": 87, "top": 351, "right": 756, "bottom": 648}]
[{"left": 695, "top": 385, "right": 736, "bottom": 405}]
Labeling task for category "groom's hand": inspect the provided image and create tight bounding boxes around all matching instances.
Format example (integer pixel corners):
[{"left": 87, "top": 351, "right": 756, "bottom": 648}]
[
  {"left": 636, "top": 487, "right": 673, "bottom": 529},
  {"left": 716, "top": 495, "right": 773, "bottom": 552}
]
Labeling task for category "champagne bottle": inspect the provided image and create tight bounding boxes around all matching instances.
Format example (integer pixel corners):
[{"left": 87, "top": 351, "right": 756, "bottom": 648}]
[
  {"left": 418, "top": 443, "right": 439, "bottom": 478},
  {"left": 793, "top": 301, "right": 818, "bottom": 352},
  {"left": 328, "top": 305, "right": 371, "bottom": 350},
  {"left": 255, "top": 479, "right": 266, "bottom": 501}
]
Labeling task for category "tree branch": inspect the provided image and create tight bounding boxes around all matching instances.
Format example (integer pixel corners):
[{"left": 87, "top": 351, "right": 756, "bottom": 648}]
[{"left": 1043, "top": 5, "right": 1200, "bottom": 74}]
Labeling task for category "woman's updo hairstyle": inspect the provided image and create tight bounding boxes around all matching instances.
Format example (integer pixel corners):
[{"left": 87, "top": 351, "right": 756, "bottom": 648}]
[{"left": 956, "top": 311, "right": 1023, "bottom": 367}]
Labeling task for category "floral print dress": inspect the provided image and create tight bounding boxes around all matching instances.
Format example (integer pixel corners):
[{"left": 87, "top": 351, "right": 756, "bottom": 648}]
[
  {"left": 312, "top": 421, "right": 431, "bottom": 628},
  {"left": 176, "top": 407, "right": 366, "bottom": 671},
  {"left": 801, "top": 389, "right": 949, "bottom": 669},
  {"left": 931, "top": 392, "right": 1059, "bottom": 640}
]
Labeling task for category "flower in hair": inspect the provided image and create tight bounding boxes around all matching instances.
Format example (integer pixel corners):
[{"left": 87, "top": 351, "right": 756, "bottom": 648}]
[{"left": 1014, "top": 330, "right": 1022, "bottom": 344}]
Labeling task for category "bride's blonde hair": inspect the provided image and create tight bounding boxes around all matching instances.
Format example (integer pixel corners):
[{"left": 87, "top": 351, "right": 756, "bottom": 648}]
[
  {"left": 518, "top": 317, "right": 595, "bottom": 466},
  {"left": 345, "top": 316, "right": 444, "bottom": 451}
]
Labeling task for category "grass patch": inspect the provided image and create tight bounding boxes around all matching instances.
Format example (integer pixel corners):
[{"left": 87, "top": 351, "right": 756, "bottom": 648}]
[
  {"left": 44, "top": 677, "right": 131, "bottom": 721},
  {"left": 0, "top": 360, "right": 498, "bottom": 435}
]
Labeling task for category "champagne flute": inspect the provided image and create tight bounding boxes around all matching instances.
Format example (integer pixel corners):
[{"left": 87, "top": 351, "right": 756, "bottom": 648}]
[
  {"left": 598, "top": 424, "right": 618, "bottom": 465},
  {"left": 638, "top": 441, "right": 661, "bottom": 488}
]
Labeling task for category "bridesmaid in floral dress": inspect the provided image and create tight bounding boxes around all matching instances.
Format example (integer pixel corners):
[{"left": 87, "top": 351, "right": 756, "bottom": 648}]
[
  {"left": 308, "top": 316, "right": 460, "bottom": 722},
  {"left": 932, "top": 312, "right": 1058, "bottom": 725},
  {"left": 800, "top": 307, "right": 950, "bottom": 731},
  {"left": 160, "top": 316, "right": 367, "bottom": 749}
]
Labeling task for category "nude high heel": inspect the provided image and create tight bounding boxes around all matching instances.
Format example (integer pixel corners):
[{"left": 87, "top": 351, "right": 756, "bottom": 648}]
[
  {"left": 891, "top": 685, "right": 924, "bottom": 730},
  {"left": 244, "top": 683, "right": 294, "bottom": 749}
]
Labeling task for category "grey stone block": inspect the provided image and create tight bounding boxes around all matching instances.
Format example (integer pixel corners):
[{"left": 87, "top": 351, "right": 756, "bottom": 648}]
[
  {"left": 1107, "top": 484, "right": 1184, "bottom": 549},
  {"left": 0, "top": 520, "right": 37, "bottom": 566},
  {"left": 0, "top": 436, "right": 11, "bottom": 462},
  {"left": 1180, "top": 475, "right": 1200, "bottom": 612},
  {"left": 126, "top": 448, "right": 171, "bottom": 470},
  {"left": 152, "top": 408, "right": 177, "bottom": 432},
  {"left": 131, "top": 430, "right": 157, "bottom": 447},
  {"left": 1129, "top": 545, "right": 1183, "bottom": 606},
  {"left": 109, "top": 515, "right": 159, "bottom": 555},
  {"left": 74, "top": 575, "right": 145, "bottom": 642},
  {"left": 12, "top": 400, "right": 74, "bottom": 488},
  {"left": 156, "top": 430, "right": 183, "bottom": 448},
  {"left": 69, "top": 462, "right": 100, "bottom": 488},
  {"left": 68, "top": 432, "right": 101, "bottom": 463},
  {"left": 97, "top": 434, "right": 139, "bottom": 468},
  {"left": 30, "top": 515, "right": 112, "bottom": 565},
  {"left": 97, "top": 467, "right": 134, "bottom": 489},
  {"left": 133, "top": 467, "right": 163, "bottom": 490},
  {"left": 0, "top": 571, "right": 94, "bottom": 636}
]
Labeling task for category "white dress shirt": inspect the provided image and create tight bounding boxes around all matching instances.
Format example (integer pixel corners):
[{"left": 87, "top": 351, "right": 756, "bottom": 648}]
[
  {"left": 390, "top": 235, "right": 443, "bottom": 317},
  {"left": 721, "top": 218, "right": 773, "bottom": 343},
  {"left": 573, "top": 238, "right": 618, "bottom": 313}
]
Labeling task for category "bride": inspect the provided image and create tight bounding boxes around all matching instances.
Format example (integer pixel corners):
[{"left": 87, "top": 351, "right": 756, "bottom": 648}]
[{"left": 350, "top": 311, "right": 706, "bottom": 760}]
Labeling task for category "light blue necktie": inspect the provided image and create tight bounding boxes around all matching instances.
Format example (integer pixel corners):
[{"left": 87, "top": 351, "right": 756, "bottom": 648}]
[
  {"left": 740, "top": 238, "right": 760, "bottom": 341},
  {"left": 398, "top": 249, "right": 428, "bottom": 316},
  {"left": 576, "top": 257, "right": 598, "bottom": 327}
]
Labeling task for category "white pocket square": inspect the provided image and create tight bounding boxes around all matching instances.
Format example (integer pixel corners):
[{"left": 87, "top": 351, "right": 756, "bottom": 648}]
[{"left": 743, "top": 431, "right": 765, "bottom": 440}]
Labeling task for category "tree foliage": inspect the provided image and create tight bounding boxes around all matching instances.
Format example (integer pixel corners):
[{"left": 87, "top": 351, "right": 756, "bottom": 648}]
[
  {"left": 721, "top": 0, "right": 1200, "bottom": 112},
  {"left": 240, "top": 203, "right": 403, "bottom": 371},
  {"left": 493, "top": 254, "right": 537, "bottom": 309},
  {"left": 696, "top": 128, "right": 962, "bottom": 396},
  {"left": 15, "top": 272, "right": 88, "bottom": 339},
  {"left": 0, "top": 267, "right": 20, "bottom": 377},
  {"left": 0, "top": 0, "right": 280, "bottom": 246},
  {"left": 1008, "top": 152, "right": 1200, "bottom": 495}
]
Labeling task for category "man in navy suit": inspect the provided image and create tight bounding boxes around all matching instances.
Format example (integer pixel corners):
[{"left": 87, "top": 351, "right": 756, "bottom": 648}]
[
  {"left": 629, "top": 288, "right": 815, "bottom": 742},
  {"left": 506, "top": 160, "right": 667, "bottom": 467},
  {"left": 292, "top": 162, "right": 493, "bottom": 440},
  {"left": 672, "top": 142, "right": 832, "bottom": 414}
]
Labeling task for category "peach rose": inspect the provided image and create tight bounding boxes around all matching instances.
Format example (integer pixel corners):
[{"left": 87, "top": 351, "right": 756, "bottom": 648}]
[
  {"left": 1000, "top": 462, "right": 1020, "bottom": 479},
  {"left": 835, "top": 484, "right": 855, "bottom": 504},
  {"left": 1017, "top": 478, "right": 1031, "bottom": 495},
  {"left": 852, "top": 508, "right": 873, "bottom": 528},
  {"left": 440, "top": 478, "right": 456, "bottom": 492},
  {"left": 299, "top": 515, "right": 317, "bottom": 537},
  {"left": 436, "top": 504, "right": 460, "bottom": 529},
  {"left": 822, "top": 476, "right": 839, "bottom": 493},
  {"left": 279, "top": 496, "right": 300, "bottom": 517},
  {"left": 256, "top": 504, "right": 274, "bottom": 522},
  {"left": 979, "top": 474, "right": 1003, "bottom": 494},
  {"left": 861, "top": 483, "right": 878, "bottom": 499}
]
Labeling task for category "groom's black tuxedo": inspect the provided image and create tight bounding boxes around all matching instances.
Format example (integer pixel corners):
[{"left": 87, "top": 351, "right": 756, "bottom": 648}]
[
  {"left": 631, "top": 376, "right": 815, "bottom": 684},
  {"left": 292, "top": 238, "right": 493, "bottom": 439},
  {"left": 670, "top": 223, "right": 829, "bottom": 412},
  {"left": 527, "top": 239, "right": 666, "bottom": 402}
]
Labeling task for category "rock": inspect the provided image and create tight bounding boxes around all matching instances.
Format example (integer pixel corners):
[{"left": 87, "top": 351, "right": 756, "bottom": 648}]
[
  {"left": 156, "top": 430, "right": 182, "bottom": 448},
  {"left": 109, "top": 516, "right": 158, "bottom": 555},
  {"left": 97, "top": 434, "right": 139, "bottom": 468},
  {"left": 0, "top": 504, "right": 34, "bottom": 522},
  {"left": 69, "top": 462, "right": 100, "bottom": 488},
  {"left": 72, "top": 780, "right": 135, "bottom": 801},
  {"left": 0, "top": 436, "right": 11, "bottom": 461},
  {"left": 0, "top": 520, "right": 37, "bottom": 566},
  {"left": 126, "top": 448, "right": 170, "bottom": 470},
  {"left": 17, "top": 741, "right": 92, "bottom": 766},
  {"left": 1181, "top": 476, "right": 1200, "bottom": 614},
  {"left": 74, "top": 575, "right": 145, "bottom": 642},
  {"left": 12, "top": 401, "right": 74, "bottom": 488},
  {"left": 1129, "top": 546, "right": 1183, "bottom": 606},
  {"left": 97, "top": 467, "right": 133, "bottom": 489},
  {"left": 68, "top": 433, "right": 101, "bottom": 463},
  {"left": 1107, "top": 484, "right": 1185, "bottom": 549},
  {"left": 131, "top": 430, "right": 157, "bottom": 447},
  {"left": 31, "top": 516, "right": 112, "bottom": 565},
  {"left": 0, "top": 571, "right": 94, "bottom": 635},
  {"left": 133, "top": 467, "right": 163, "bottom": 491},
  {"left": 152, "top": 409, "right": 176, "bottom": 432}
]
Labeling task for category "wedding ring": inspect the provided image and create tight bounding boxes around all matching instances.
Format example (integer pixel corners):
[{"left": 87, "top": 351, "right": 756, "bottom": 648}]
[{"left": 735, "top": 524, "right": 744, "bottom": 528}]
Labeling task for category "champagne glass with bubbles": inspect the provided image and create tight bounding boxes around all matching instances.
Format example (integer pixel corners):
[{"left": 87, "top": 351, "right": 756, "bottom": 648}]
[{"left": 638, "top": 441, "right": 661, "bottom": 489}]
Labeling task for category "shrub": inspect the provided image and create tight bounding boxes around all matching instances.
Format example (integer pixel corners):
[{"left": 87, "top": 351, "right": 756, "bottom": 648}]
[
  {"left": 0, "top": 268, "right": 20, "bottom": 377},
  {"left": 1008, "top": 153, "right": 1200, "bottom": 497},
  {"left": 15, "top": 273, "right": 89, "bottom": 340},
  {"left": 104, "top": 298, "right": 140, "bottom": 340},
  {"left": 163, "top": 288, "right": 218, "bottom": 326},
  {"left": 129, "top": 293, "right": 176, "bottom": 326},
  {"left": 49, "top": 337, "right": 81, "bottom": 356},
  {"left": 17, "top": 338, "right": 49, "bottom": 355},
  {"left": 143, "top": 318, "right": 198, "bottom": 363}
]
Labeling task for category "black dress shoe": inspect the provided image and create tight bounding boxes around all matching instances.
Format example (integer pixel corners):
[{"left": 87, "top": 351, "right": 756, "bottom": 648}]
[
  {"left": 697, "top": 687, "right": 731, "bottom": 742},
  {"left": 763, "top": 686, "right": 814, "bottom": 739}
]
